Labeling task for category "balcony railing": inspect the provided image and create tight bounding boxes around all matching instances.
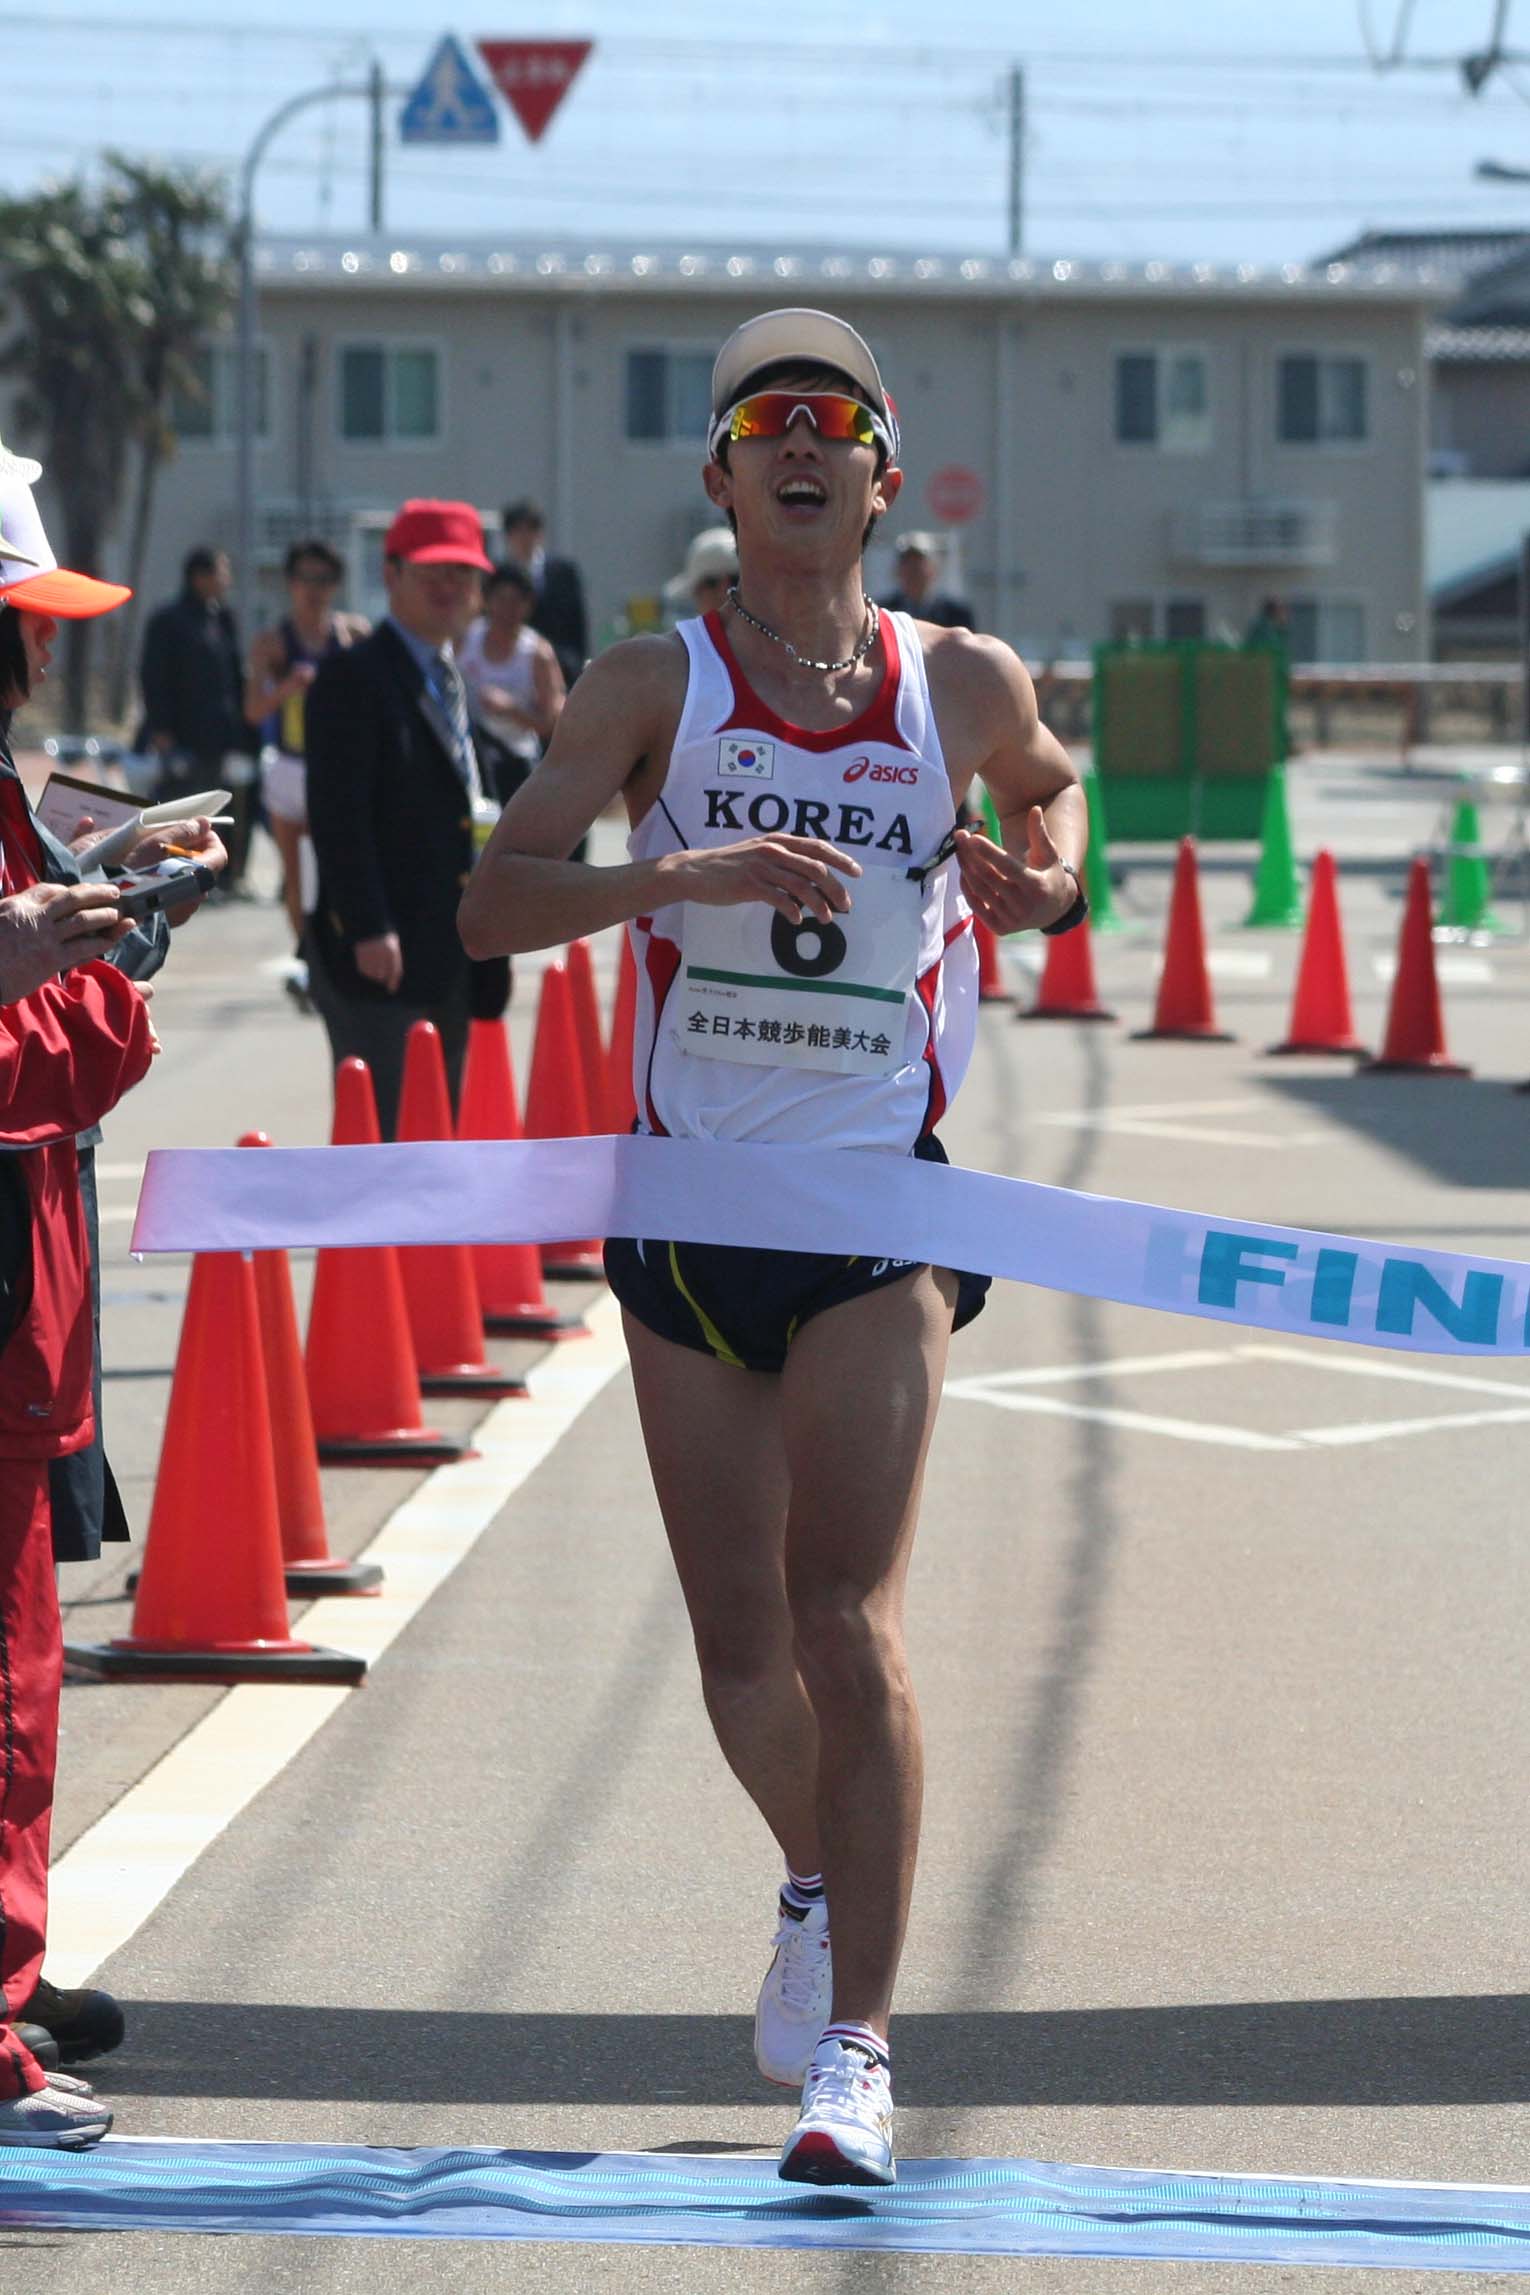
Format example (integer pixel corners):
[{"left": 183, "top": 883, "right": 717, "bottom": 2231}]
[{"left": 1169, "top": 499, "right": 1338, "bottom": 567}]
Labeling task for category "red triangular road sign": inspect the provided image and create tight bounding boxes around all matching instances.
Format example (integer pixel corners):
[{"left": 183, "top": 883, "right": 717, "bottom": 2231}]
[{"left": 477, "top": 39, "right": 592, "bottom": 143}]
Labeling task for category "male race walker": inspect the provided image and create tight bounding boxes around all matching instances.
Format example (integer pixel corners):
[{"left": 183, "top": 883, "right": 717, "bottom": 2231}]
[{"left": 461, "top": 308, "right": 1088, "bottom": 2184}]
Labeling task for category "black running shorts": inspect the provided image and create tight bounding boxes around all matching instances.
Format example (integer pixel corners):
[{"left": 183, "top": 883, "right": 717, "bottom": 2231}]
[{"left": 603, "top": 1133, "right": 991, "bottom": 1374}]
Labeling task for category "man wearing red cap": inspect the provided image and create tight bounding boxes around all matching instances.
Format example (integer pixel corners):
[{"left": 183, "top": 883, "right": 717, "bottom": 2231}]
[{"left": 304, "top": 499, "right": 506, "bottom": 1137}]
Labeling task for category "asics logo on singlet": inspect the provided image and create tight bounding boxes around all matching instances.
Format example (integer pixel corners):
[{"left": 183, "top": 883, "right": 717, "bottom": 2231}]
[
  {"left": 843, "top": 756, "right": 917, "bottom": 787},
  {"left": 704, "top": 787, "right": 914, "bottom": 854}
]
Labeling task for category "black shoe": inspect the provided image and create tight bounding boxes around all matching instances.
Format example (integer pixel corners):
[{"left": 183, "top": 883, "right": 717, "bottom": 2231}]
[
  {"left": 6, "top": 2022, "right": 60, "bottom": 2073},
  {"left": 18, "top": 1979, "right": 125, "bottom": 2065}
]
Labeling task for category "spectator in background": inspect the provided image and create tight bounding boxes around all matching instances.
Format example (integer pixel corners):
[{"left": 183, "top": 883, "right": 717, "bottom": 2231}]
[
  {"left": 1245, "top": 595, "right": 1290, "bottom": 650},
  {"left": 663, "top": 526, "right": 739, "bottom": 626},
  {"left": 138, "top": 546, "right": 256, "bottom": 888},
  {"left": 501, "top": 499, "right": 588, "bottom": 689},
  {"left": 304, "top": 499, "right": 508, "bottom": 1140},
  {"left": 245, "top": 540, "right": 369, "bottom": 1003},
  {"left": 457, "top": 562, "right": 565, "bottom": 795},
  {"left": 879, "top": 531, "right": 975, "bottom": 631}
]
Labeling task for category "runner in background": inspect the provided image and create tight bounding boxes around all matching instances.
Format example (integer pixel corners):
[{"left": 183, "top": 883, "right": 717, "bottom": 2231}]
[
  {"left": 245, "top": 539, "right": 368, "bottom": 1009},
  {"left": 457, "top": 562, "right": 565, "bottom": 798},
  {"left": 461, "top": 308, "right": 1088, "bottom": 2187}
]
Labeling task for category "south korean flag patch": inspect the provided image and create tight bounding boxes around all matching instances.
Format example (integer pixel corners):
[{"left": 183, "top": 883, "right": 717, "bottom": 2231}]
[{"left": 717, "top": 737, "right": 776, "bottom": 781}]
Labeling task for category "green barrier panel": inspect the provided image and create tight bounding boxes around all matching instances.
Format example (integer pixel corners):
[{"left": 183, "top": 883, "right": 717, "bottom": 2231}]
[{"left": 1093, "top": 641, "right": 1286, "bottom": 841}]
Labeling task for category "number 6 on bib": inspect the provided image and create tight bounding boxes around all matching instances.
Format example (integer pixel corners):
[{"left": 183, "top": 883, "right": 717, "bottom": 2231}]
[{"left": 674, "top": 868, "right": 922, "bottom": 1077}]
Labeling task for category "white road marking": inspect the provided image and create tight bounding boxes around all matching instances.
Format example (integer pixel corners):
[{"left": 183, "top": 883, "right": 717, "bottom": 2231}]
[
  {"left": 48, "top": 1294, "right": 630, "bottom": 1987},
  {"left": 950, "top": 1342, "right": 1530, "bottom": 1456},
  {"left": 1035, "top": 1104, "right": 1326, "bottom": 1149},
  {"left": 1373, "top": 952, "right": 1495, "bottom": 984},
  {"left": 943, "top": 1384, "right": 1304, "bottom": 1451},
  {"left": 1238, "top": 1343, "right": 1530, "bottom": 1404},
  {"left": 1294, "top": 1406, "right": 1530, "bottom": 1448},
  {"left": 950, "top": 1348, "right": 1235, "bottom": 1389},
  {"left": 1204, "top": 950, "right": 1273, "bottom": 980}
]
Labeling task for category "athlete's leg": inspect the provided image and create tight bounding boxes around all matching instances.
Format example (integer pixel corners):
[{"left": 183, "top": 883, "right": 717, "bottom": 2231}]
[
  {"left": 778, "top": 1264, "right": 958, "bottom": 2041},
  {"left": 268, "top": 815, "right": 306, "bottom": 945},
  {"left": 624, "top": 1312, "right": 819, "bottom": 1873}
]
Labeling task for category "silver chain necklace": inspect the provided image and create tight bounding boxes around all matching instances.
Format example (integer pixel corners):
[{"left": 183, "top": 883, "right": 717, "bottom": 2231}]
[{"left": 726, "top": 587, "right": 879, "bottom": 676}]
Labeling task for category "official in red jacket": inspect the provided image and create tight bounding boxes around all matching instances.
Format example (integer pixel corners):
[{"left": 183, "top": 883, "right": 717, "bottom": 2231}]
[{"left": 0, "top": 438, "right": 156, "bottom": 2147}]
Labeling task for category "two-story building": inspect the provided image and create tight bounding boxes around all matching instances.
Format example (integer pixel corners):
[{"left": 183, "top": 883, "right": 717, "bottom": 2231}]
[{"left": 120, "top": 235, "right": 1437, "bottom": 665}]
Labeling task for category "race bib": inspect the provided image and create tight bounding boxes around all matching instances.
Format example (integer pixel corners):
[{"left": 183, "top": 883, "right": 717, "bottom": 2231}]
[{"left": 673, "top": 868, "right": 920, "bottom": 1078}]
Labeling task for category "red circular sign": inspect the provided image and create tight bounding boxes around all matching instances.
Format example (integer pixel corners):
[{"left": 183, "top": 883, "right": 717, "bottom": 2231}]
[{"left": 925, "top": 465, "right": 985, "bottom": 525}]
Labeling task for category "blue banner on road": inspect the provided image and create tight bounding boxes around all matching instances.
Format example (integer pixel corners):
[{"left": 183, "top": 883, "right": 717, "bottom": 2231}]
[{"left": 3, "top": 2142, "right": 1530, "bottom": 2266}]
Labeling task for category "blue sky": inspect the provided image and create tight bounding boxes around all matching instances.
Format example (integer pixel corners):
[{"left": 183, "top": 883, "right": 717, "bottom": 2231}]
[{"left": 10, "top": 0, "right": 1530, "bottom": 263}]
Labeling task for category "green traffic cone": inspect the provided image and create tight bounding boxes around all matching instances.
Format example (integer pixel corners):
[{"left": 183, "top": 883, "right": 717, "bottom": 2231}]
[
  {"left": 1438, "top": 800, "right": 1505, "bottom": 936},
  {"left": 1082, "top": 770, "right": 1122, "bottom": 934},
  {"left": 1242, "top": 765, "right": 1303, "bottom": 928}
]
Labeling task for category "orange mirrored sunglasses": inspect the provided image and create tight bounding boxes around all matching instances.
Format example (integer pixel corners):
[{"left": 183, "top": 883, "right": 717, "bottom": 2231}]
[{"left": 710, "top": 392, "right": 895, "bottom": 459}]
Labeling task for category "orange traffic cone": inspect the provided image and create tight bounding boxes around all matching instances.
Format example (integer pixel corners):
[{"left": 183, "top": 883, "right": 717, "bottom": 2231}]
[
  {"left": 524, "top": 962, "right": 604, "bottom": 1279},
  {"left": 457, "top": 1019, "right": 585, "bottom": 1339},
  {"left": 566, "top": 938, "right": 610, "bottom": 1139},
  {"left": 607, "top": 931, "right": 639, "bottom": 1134},
  {"left": 973, "top": 915, "right": 1011, "bottom": 1003},
  {"left": 305, "top": 1058, "right": 468, "bottom": 1464},
  {"left": 1132, "top": 838, "right": 1236, "bottom": 1042},
  {"left": 1267, "top": 851, "right": 1369, "bottom": 1058},
  {"left": 396, "top": 1022, "right": 528, "bottom": 1398},
  {"left": 1016, "top": 916, "right": 1116, "bottom": 1023},
  {"left": 64, "top": 1250, "right": 366, "bottom": 1683},
  {"left": 1361, "top": 857, "right": 1472, "bottom": 1076}
]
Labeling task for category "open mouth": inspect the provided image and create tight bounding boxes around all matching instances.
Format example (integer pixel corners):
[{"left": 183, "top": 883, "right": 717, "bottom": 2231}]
[{"left": 775, "top": 476, "right": 829, "bottom": 510}]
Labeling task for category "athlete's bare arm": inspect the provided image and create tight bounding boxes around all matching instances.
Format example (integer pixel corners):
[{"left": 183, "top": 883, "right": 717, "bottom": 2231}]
[
  {"left": 459, "top": 636, "right": 864, "bottom": 958},
  {"left": 924, "top": 627, "right": 1086, "bottom": 937}
]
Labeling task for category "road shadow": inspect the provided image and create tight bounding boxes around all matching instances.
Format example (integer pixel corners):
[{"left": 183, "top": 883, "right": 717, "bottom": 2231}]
[
  {"left": 101, "top": 1995, "right": 1530, "bottom": 2110},
  {"left": 1257, "top": 1070, "right": 1529, "bottom": 1191}
]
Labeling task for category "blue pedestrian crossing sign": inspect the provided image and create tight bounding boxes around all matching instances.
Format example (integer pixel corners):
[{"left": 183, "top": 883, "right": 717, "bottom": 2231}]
[{"left": 400, "top": 35, "right": 500, "bottom": 144}]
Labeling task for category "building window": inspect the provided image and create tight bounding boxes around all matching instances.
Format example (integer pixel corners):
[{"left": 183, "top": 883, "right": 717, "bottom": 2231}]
[
  {"left": 1109, "top": 600, "right": 1156, "bottom": 643},
  {"left": 1287, "top": 597, "right": 1366, "bottom": 662},
  {"left": 625, "top": 348, "right": 714, "bottom": 443},
  {"left": 1164, "top": 598, "right": 1206, "bottom": 641},
  {"left": 1277, "top": 354, "right": 1367, "bottom": 445},
  {"left": 1114, "top": 349, "right": 1210, "bottom": 451},
  {"left": 170, "top": 343, "right": 269, "bottom": 442},
  {"left": 339, "top": 343, "right": 440, "bottom": 442}
]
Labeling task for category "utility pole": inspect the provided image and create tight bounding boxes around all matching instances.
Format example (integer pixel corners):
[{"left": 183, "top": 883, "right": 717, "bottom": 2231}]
[
  {"left": 1007, "top": 64, "right": 1025, "bottom": 258},
  {"left": 236, "top": 71, "right": 389, "bottom": 649},
  {"left": 369, "top": 59, "right": 385, "bottom": 230}
]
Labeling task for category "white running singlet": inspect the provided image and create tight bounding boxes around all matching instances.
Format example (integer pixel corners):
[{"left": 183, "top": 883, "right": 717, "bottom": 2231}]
[{"left": 625, "top": 609, "right": 977, "bottom": 1151}]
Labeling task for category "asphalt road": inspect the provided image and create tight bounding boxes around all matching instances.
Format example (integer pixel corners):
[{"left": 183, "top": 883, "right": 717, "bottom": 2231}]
[{"left": 14, "top": 748, "right": 1530, "bottom": 2289}]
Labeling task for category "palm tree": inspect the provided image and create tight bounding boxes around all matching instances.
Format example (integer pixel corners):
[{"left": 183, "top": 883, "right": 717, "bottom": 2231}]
[
  {"left": 0, "top": 159, "right": 234, "bottom": 728},
  {"left": 105, "top": 160, "right": 234, "bottom": 719},
  {"left": 0, "top": 179, "right": 145, "bottom": 724}
]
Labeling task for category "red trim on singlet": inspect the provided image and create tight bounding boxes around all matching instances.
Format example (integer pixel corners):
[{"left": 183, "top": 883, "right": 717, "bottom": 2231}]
[
  {"left": 635, "top": 916, "right": 679, "bottom": 1137},
  {"left": 915, "top": 914, "right": 972, "bottom": 1137},
  {"left": 703, "top": 608, "right": 911, "bottom": 755}
]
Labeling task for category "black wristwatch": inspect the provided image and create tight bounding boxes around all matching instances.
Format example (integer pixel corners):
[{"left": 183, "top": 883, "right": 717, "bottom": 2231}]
[{"left": 1040, "top": 858, "right": 1090, "bottom": 937}]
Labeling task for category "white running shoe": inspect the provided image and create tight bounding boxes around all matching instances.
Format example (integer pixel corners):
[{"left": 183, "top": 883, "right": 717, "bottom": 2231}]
[
  {"left": 754, "top": 1896, "right": 831, "bottom": 2087},
  {"left": 0, "top": 2078, "right": 112, "bottom": 2148},
  {"left": 778, "top": 2035, "right": 895, "bottom": 2186}
]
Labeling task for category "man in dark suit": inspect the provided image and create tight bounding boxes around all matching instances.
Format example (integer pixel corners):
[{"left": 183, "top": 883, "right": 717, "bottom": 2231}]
[
  {"left": 304, "top": 499, "right": 508, "bottom": 1139},
  {"left": 138, "top": 546, "right": 256, "bottom": 885},
  {"left": 502, "top": 498, "right": 588, "bottom": 689},
  {"left": 878, "top": 531, "right": 976, "bottom": 631}
]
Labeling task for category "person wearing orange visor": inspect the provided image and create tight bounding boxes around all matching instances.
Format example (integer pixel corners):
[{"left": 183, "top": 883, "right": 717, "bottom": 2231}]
[{"left": 0, "top": 438, "right": 223, "bottom": 2144}]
